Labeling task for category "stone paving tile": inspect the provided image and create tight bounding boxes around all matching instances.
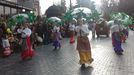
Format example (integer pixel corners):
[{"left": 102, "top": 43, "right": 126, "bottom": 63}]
[{"left": 0, "top": 31, "right": 134, "bottom": 75}]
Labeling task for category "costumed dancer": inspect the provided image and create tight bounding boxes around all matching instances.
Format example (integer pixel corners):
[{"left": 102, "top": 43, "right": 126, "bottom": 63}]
[
  {"left": 1, "top": 23, "right": 12, "bottom": 57},
  {"left": 2, "top": 35, "right": 11, "bottom": 57},
  {"left": 21, "top": 23, "right": 34, "bottom": 60},
  {"left": 52, "top": 25, "right": 61, "bottom": 50},
  {"left": 121, "top": 27, "right": 128, "bottom": 43},
  {"left": 76, "top": 19, "right": 93, "bottom": 68},
  {"left": 69, "top": 20, "right": 76, "bottom": 44},
  {"left": 111, "top": 20, "right": 123, "bottom": 54}
]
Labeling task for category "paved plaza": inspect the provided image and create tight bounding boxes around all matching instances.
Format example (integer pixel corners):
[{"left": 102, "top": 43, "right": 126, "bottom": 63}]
[{"left": 0, "top": 31, "right": 134, "bottom": 75}]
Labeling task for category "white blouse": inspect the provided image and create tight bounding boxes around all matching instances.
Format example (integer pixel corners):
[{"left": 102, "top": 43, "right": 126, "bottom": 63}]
[
  {"left": 2, "top": 39, "right": 10, "bottom": 48},
  {"left": 53, "top": 26, "right": 60, "bottom": 32},
  {"left": 111, "top": 24, "right": 123, "bottom": 33},
  {"left": 17, "top": 28, "right": 23, "bottom": 34},
  {"left": 75, "top": 24, "right": 90, "bottom": 36},
  {"left": 21, "top": 28, "right": 32, "bottom": 38},
  {"left": 69, "top": 24, "right": 75, "bottom": 31}
]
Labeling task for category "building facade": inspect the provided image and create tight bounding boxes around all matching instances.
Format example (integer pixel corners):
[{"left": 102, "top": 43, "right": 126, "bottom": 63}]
[
  {"left": 0, "top": 0, "right": 17, "bottom": 15},
  {"left": 0, "top": 0, "right": 40, "bottom": 16},
  {"left": 17, "top": 0, "right": 41, "bottom": 15},
  {"left": 0, "top": 0, "right": 32, "bottom": 15}
]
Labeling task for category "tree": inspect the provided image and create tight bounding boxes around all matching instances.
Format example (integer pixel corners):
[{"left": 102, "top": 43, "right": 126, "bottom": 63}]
[
  {"left": 60, "top": 0, "right": 66, "bottom": 13},
  {"left": 45, "top": 5, "right": 62, "bottom": 18},
  {"left": 119, "top": 0, "right": 134, "bottom": 16},
  {"left": 76, "top": 0, "right": 91, "bottom": 8},
  {"left": 101, "top": 0, "right": 119, "bottom": 20}
]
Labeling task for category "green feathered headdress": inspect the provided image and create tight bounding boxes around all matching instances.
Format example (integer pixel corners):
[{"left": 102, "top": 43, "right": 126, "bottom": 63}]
[{"left": 110, "top": 12, "right": 133, "bottom": 27}]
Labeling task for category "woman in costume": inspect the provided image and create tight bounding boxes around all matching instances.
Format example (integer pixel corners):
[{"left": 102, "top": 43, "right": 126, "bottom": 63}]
[
  {"left": 111, "top": 20, "right": 123, "bottom": 54},
  {"left": 1, "top": 23, "right": 12, "bottom": 57},
  {"left": 76, "top": 19, "right": 93, "bottom": 67},
  {"left": 52, "top": 25, "right": 61, "bottom": 50},
  {"left": 69, "top": 20, "right": 76, "bottom": 44},
  {"left": 21, "top": 23, "right": 34, "bottom": 60}
]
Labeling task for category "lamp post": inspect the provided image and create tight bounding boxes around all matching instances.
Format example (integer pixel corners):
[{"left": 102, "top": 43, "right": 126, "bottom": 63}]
[
  {"left": 70, "top": 0, "right": 72, "bottom": 10},
  {"left": 30, "top": 11, "right": 33, "bottom": 13},
  {"left": 22, "top": 9, "right": 25, "bottom": 12}
]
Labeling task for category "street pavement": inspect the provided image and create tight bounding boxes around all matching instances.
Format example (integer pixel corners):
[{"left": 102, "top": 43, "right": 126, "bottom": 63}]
[{"left": 0, "top": 31, "right": 134, "bottom": 75}]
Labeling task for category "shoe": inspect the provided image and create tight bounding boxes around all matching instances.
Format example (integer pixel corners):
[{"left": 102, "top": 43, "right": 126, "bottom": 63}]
[
  {"left": 115, "top": 51, "right": 123, "bottom": 55},
  {"left": 81, "top": 64, "right": 85, "bottom": 68}
]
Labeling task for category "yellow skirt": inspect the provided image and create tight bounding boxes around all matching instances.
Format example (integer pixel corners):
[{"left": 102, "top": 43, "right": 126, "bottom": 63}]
[{"left": 79, "top": 51, "right": 93, "bottom": 64}]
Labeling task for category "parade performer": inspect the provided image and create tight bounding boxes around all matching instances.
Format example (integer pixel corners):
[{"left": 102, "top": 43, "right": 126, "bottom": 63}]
[
  {"left": 69, "top": 20, "right": 76, "bottom": 44},
  {"left": 76, "top": 19, "right": 93, "bottom": 67},
  {"left": 21, "top": 23, "right": 34, "bottom": 60},
  {"left": 111, "top": 20, "right": 123, "bottom": 54},
  {"left": 1, "top": 23, "right": 12, "bottom": 57},
  {"left": 121, "top": 28, "right": 128, "bottom": 43},
  {"left": 52, "top": 25, "right": 61, "bottom": 50}
]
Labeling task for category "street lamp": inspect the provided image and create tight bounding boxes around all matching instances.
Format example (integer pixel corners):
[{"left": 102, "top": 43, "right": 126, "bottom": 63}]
[
  {"left": 22, "top": 9, "right": 25, "bottom": 12},
  {"left": 30, "top": 11, "right": 33, "bottom": 13},
  {"left": 70, "top": 0, "right": 72, "bottom": 10}
]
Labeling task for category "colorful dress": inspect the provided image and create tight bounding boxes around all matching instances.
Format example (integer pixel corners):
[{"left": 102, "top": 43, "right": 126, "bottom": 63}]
[
  {"left": 111, "top": 24, "right": 123, "bottom": 54},
  {"left": 76, "top": 25, "right": 93, "bottom": 65},
  {"left": 52, "top": 26, "right": 61, "bottom": 50},
  {"left": 2, "top": 38, "right": 11, "bottom": 57},
  {"left": 69, "top": 24, "right": 75, "bottom": 44},
  {"left": 21, "top": 28, "right": 34, "bottom": 60},
  {"left": 2, "top": 28, "right": 12, "bottom": 57}
]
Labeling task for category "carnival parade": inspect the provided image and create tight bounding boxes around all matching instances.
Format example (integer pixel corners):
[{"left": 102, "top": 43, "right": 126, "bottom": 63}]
[{"left": 0, "top": 0, "right": 134, "bottom": 75}]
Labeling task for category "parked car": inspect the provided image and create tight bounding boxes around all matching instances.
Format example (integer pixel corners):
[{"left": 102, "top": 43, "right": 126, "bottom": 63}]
[{"left": 95, "top": 21, "right": 110, "bottom": 37}]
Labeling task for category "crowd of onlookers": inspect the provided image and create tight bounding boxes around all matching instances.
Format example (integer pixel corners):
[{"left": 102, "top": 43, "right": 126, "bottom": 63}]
[{"left": 0, "top": 18, "right": 69, "bottom": 57}]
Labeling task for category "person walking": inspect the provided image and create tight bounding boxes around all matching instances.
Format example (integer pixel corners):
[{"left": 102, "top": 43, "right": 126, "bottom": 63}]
[
  {"left": 76, "top": 19, "right": 93, "bottom": 68},
  {"left": 111, "top": 20, "right": 123, "bottom": 55},
  {"left": 52, "top": 25, "right": 61, "bottom": 50},
  {"left": 21, "top": 23, "right": 34, "bottom": 60}
]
